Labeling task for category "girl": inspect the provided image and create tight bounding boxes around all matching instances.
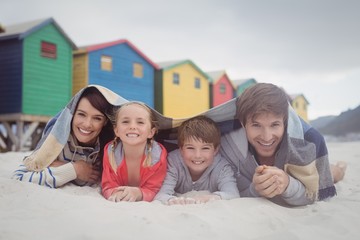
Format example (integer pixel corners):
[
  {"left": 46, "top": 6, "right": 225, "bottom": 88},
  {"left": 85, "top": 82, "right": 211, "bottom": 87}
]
[{"left": 101, "top": 102, "right": 167, "bottom": 202}]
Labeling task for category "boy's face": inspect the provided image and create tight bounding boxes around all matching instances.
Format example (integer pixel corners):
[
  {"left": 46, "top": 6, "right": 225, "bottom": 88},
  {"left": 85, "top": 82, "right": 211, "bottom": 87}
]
[
  {"left": 243, "top": 112, "right": 285, "bottom": 161},
  {"left": 180, "top": 137, "right": 218, "bottom": 180}
]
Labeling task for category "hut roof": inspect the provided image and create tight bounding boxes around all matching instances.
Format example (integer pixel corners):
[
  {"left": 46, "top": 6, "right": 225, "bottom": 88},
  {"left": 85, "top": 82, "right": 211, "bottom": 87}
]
[
  {"left": 0, "top": 17, "right": 77, "bottom": 49},
  {"left": 79, "top": 39, "right": 159, "bottom": 70},
  {"left": 157, "top": 59, "right": 210, "bottom": 80}
]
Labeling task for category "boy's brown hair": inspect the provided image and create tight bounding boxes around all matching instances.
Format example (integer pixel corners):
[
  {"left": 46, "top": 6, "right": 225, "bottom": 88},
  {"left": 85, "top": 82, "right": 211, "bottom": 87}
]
[
  {"left": 177, "top": 115, "right": 221, "bottom": 148},
  {"left": 236, "top": 83, "right": 289, "bottom": 126}
]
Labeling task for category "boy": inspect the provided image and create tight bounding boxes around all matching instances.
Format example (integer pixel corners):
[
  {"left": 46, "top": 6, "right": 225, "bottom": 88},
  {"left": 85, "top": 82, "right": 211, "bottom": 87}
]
[{"left": 155, "top": 115, "right": 239, "bottom": 205}]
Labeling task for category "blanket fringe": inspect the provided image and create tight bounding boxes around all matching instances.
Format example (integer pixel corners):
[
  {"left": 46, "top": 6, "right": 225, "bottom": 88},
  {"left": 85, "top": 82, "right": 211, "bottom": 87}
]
[{"left": 318, "top": 186, "right": 337, "bottom": 201}]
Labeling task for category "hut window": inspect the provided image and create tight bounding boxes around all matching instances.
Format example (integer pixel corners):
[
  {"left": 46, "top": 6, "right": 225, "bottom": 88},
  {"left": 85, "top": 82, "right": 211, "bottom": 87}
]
[
  {"left": 194, "top": 78, "right": 201, "bottom": 89},
  {"left": 41, "top": 41, "right": 57, "bottom": 59},
  {"left": 173, "top": 73, "right": 180, "bottom": 85},
  {"left": 133, "top": 63, "right": 143, "bottom": 78},
  {"left": 219, "top": 83, "right": 226, "bottom": 94},
  {"left": 101, "top": 55, "right": 112, "bottom": 71}
]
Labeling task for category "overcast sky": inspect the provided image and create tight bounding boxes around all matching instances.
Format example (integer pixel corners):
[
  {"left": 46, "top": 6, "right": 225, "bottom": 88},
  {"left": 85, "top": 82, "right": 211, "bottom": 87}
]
[{"left": 1, "top": 0, "right": 359, "bottom": 119}]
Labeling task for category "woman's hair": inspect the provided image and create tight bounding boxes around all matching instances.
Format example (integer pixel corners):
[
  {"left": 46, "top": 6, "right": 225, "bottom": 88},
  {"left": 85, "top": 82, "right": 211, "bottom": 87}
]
[
  {"left": 177, "top": 115, "right": 221, "bottom": 149},
  {"left": 111, "top": 102, "right": 158, "bottom": 168},
  {"left": 235, "top": 83, "right": 289, "bottom": 127},
  {"left": 80, "top": 87, "right": 111, "bottom": 117}
]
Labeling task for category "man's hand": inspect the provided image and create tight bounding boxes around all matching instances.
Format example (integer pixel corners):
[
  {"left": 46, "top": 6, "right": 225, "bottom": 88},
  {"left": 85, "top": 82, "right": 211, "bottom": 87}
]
[{"left": 253, "top": 165, "right": 289, "bottom": 198}]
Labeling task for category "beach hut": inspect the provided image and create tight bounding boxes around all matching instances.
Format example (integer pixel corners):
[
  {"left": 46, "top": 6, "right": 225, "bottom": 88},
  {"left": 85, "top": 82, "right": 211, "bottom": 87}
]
[
  {"left": 155, "top": 59, "right": 210, "bottom": 118},
  {"left": 206, "top": 70, "right": 235, "bottom": 107},
  {"left": 289, "top": 94, "right": 309, "bottom": 122},
  {"left": 0, "top": 18, "right": 76, "bottom": 151},
  {"left": 73, "top": 39, "right": 158, "bottom": 107},
  {"left": 232, "top": 78, "right": 257, "bottom": 97}
]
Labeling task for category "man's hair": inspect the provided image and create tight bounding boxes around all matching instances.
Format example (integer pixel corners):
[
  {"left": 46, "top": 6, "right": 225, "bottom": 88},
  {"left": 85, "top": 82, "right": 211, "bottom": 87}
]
[
  {"left": 177, "top": 115, "right": 221, "bottom": 148},
  {"left": 236, "top": 83, "right": 289, "bottom": 126}
]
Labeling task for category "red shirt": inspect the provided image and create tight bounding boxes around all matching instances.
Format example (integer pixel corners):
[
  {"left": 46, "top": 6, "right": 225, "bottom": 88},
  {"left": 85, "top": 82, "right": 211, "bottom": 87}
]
[{"left": 101, "top": 141, "right": 167, "bottom": 201}]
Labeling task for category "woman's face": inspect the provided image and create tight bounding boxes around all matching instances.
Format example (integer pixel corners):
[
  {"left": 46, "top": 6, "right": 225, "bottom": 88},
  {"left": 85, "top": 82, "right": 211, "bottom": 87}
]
[
  {"left": 72, "top": 97, "right": 107, "bottom": 146},
  {"left": 244, "top": 112, "right": 285, "bottom": 161}
]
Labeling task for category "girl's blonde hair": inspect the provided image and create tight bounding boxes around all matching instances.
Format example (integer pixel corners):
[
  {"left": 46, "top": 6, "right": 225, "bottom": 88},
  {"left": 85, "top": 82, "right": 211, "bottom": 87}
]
[{"left": 109, "top": 102, "right": 158, "bottom": 169}]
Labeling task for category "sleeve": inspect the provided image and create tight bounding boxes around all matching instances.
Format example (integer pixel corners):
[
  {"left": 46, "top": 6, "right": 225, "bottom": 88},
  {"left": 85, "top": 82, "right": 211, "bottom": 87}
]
[
  {"left": 213, "top": 163, "right": 240, "bottom": 200},
  {"left": 140, "top": 144, "right": 168, "bottom": 202},
  {"left": 154, "top": 154, "right": 180, "bottom": 203},
  {"left": 101, "top": 143, "right": 118, "bottom": 199},
  {"left": 281, "top": 176, "right": 315, "bottom": 206},
  {"left": 12, "top": 162, "right": 76, "bottom": 188},
  {"left": 245, "top": 183, "right": 261, "bottom": 197}
]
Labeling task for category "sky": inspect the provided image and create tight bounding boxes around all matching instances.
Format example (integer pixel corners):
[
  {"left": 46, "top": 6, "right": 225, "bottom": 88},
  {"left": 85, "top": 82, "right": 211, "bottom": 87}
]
[{"left": 1, "top": 0, "right": 359, "bottom": 120}]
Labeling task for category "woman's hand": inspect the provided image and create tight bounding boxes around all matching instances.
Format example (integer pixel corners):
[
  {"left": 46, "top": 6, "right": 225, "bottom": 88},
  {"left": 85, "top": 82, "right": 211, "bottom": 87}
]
[
  {"left": 72, "top": 161, "right": 101, "bottom": 184},
  {"left": 253, "top": 165, "right": 289, "bottom": 198},
  {"left": 108, "top": 186, "right": 143, "bottom": 202}
]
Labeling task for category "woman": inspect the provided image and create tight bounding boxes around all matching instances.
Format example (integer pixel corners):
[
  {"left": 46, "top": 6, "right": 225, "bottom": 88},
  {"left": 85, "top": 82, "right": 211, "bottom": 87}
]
[{"left": 12, "top": 86, "right": 124, "bottom": 188}]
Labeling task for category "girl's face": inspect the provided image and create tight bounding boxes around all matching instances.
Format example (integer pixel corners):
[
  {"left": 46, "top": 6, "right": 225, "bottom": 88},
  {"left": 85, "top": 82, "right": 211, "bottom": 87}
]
[
  {"left": 244, "top": 112, "right": 285, "bottom": 162},
  {"left": 180, "top": 137, "right": 218, "bottom": 181},
  {"left": 114, "top": 104, "right": 155, "bottom": 147},
  {"left": 72, "top": 97, "right": 107, "bottom": 146}
]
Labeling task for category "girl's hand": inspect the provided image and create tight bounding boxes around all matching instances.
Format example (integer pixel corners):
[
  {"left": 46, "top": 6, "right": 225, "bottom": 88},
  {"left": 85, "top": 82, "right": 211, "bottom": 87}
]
[
  {"left": 253, "top": 165, "right": 289, "bottom": 198},
  {"left": 108, "top": 186, "right": 143, "bottom": 202}
]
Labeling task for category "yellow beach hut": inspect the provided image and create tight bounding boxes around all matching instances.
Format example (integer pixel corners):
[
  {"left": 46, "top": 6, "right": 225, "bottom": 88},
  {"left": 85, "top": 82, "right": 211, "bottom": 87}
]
[
  {"left": 289, "top": 94, "right": 309, "bottom": 122},
  {"left": 155, "top": 59, "right": 210, "bottom": 118}
]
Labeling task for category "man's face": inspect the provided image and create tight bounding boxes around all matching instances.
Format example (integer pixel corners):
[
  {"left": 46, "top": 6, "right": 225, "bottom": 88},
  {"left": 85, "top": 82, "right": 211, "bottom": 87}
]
[{"left": 244, "top": 113, "right": 285, "bottom": 161}]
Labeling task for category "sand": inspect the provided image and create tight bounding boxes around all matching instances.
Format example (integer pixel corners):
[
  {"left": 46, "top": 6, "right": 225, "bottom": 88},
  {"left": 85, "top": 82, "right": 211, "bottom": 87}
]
[{"left": 1, "top": 141, "right": 359, "bottom": 240}]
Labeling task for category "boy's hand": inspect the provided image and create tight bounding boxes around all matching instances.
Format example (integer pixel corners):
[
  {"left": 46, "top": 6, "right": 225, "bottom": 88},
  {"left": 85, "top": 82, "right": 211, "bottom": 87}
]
[
  {"left": 168, "top": 197, "right": 196, "bottom": 205},
  {"left": 167, "top": 194, "right": 221, "bottom": 205}
]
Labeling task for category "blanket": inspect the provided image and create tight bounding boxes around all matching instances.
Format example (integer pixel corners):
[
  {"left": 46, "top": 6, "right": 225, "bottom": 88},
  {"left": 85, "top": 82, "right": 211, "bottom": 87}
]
[
  {"left": 22, "top": 85, "right": 335, "bottom": 202},
  {"left": 23, "top": 84, "right": 237, "bottom": 171}
]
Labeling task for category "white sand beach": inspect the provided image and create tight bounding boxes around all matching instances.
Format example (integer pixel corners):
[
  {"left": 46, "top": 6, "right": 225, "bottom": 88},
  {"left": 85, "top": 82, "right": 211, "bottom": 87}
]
[{"left": 1, "top": 141, "right": 359, "bottom": 240}]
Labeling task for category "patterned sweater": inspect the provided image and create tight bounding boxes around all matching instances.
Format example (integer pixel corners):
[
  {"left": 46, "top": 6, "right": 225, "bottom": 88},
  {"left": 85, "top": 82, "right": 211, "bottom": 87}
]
[{"left": 12, "top": 135, "right": 101, "bottom": 188}]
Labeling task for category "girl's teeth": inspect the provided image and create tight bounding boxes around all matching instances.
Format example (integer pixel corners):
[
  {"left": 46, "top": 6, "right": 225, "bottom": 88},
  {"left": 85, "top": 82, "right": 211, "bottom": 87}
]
[{"left": 127, "top": 133, "right": 138, "bottom": 137}]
